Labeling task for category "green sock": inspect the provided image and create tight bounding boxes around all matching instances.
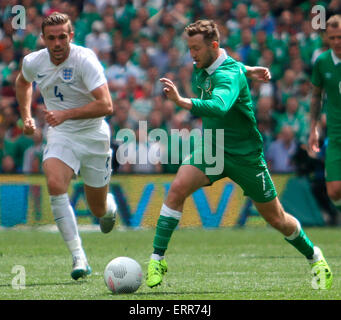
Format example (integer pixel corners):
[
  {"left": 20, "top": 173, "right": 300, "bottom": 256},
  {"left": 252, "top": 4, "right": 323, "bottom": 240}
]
[
  {"left": 285, "top": 228, "right": 315, "bottom": 259},
  {"left": 153, "top": 215, "right": 179, "bottom": 256}
]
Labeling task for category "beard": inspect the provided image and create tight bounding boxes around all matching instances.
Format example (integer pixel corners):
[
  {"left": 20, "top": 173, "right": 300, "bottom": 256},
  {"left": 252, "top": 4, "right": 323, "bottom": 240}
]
[
  {"left": 201, "top": 51, "right": 217, "bottom": 69},
  {"left": 49, "top": 45, "right": 70, "bottom": 64}
]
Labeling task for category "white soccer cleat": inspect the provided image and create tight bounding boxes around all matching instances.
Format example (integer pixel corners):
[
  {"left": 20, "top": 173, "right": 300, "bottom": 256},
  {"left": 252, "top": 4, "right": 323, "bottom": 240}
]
[{"left": 71, "top": 256, "right": 92, "bottom": 280}]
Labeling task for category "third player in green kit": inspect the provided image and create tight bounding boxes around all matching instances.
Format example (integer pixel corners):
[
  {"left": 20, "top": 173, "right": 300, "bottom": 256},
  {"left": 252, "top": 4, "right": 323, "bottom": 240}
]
[
  {"left": 309, "top": 14, "right": 341, "bottom": 210},
  {"left": 146, "top": 20, "right": 332, "bottom": 290}
]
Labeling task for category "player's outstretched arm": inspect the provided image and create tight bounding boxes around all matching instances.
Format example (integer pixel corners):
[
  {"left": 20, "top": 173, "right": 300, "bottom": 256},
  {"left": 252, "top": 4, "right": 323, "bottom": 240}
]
[
  {"left": 15, "top": 71, "right": 36, "bottom": 135},
  {"left": 44, "top": 83, "right": 113, "bottom": 127},
  {"left": 160, "top": 71, "right": 240, "bottom": 118},
  {"left": 244, "top": 66, "right": 271, "bottom": 82},
  {"left": 308, "top": 85, "right": 323, "bottom": 152}
]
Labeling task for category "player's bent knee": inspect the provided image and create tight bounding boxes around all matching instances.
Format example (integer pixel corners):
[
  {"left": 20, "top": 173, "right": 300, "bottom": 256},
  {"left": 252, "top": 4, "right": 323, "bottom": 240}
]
[
  {"left": 166, "top": 182, "right": 189, "bottom": 207},
  {"left": 166, "top": 189, "right": 186, "bottom": 208},
  {"left": 266, "top": 215, "right": 285, "bottom": 230},
  {"left": 46, "top": 176, "right": 67, "bottom": 195},
  {"left": 169, "top": 181, "right": 189, "bottom": 200}
]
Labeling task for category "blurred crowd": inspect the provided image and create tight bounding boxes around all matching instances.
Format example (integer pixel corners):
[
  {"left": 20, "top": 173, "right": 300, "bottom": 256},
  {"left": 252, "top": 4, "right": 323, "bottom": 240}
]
[{"left": 0, "top": 0, "right": 340, "bottom": 175}]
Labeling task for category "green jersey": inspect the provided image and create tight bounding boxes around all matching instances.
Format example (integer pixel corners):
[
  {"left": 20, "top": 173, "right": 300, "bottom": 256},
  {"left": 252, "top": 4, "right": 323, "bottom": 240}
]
[
  {"left": 311, "top": 49, "right": 341, "bottom": 141},
  {"left": 190, "top": 50, "right": 263, "bottom": 157}
]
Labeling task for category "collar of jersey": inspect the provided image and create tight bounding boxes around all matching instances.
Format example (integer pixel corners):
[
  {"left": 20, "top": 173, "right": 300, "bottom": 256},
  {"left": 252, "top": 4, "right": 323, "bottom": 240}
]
[
  {"left": 331, "top": 50, "right": 341, "bottom": 65},
  {"left": 205, "top": 48, "right": 228, "bottom": 75}
]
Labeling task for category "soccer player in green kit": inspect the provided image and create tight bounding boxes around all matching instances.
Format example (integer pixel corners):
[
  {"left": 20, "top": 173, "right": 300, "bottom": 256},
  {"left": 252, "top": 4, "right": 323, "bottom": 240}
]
[
  {"left": 309, "top": 15, "right": 341, "bottom": 212},
  {"left": 146, "top": 20, "right": 332, "bottom": 290}
]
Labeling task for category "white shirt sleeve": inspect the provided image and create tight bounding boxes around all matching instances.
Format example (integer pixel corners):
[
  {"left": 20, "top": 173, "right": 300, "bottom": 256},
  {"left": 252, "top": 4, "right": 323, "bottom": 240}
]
[
  {"left": 81, "top": 51, "right": 107, "bottom": 92},
  {"left": 21, "top": 54, "right": 35, "bottom": 83}
]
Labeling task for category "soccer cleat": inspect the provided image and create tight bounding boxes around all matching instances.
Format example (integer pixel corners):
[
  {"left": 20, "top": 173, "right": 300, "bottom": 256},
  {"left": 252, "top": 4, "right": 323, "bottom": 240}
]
[
  {"left": 310, "top": 247, "right": 333, "bottom": 290},
  {"left": 71, "top": 256, "right": 92, "bottom": 280},
  {"left": 146, "top": 259, "right": 168, "bottom": 288},
  {"left": 99, "top": 193, "right": 117, "bottom": 234}
]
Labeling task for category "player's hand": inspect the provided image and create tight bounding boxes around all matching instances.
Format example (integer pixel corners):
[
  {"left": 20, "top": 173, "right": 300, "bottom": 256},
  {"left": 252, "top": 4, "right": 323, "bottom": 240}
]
[
  {"left": 308, "top": 127, "right": 320, "bottom": 153},
  {"left": 247, "top": 67, "right": 271, "bottom": 82},
  {"left": 43, "top": 109, "right": 67, "bottom": 127},
  {"left": 160, "top": 78, "right": 181, "bottom": 103},
  {"left": 23, "top": 117, "right": 36, "bottom": 135}
]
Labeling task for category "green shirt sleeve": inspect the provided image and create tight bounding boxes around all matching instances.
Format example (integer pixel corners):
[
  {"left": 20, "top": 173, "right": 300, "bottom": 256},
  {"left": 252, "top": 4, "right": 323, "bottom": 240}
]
[
  {"left": 190, "top": 69, "right": 241, "bottom": 118},
  {"left": 236, "top": 61, "right": 247, "bottom": 75},
  {"left": 311, "top": 56, "right": 323, "bottom": 87}
]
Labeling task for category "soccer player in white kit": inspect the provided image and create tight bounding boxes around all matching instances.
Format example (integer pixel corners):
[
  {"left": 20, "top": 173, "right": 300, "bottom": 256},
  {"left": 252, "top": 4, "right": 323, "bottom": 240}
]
[{"left": 15, "top": 12, "right": 118, "bottom": 280}]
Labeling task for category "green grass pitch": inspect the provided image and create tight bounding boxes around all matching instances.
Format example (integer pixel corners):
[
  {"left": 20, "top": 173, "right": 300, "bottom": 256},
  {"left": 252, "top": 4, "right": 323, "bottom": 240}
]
[{"left": 0, "top": 226, "right": 340, "bottom": 300}]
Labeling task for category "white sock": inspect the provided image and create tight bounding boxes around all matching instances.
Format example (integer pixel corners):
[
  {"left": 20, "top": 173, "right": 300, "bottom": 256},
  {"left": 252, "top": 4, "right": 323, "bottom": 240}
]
[
  {"left": 151, "top": 253, "right": 165, "bottom": 261},
  {"left": 308, "top": 246, "right": 323, "bottom": 264},
  {"left": 102, "top": 193, "right": 117, "bottom": 218},
  {"left": 160, "top": 203, "right": 182, "bottom": 220},
  {"left": 67, "top": 238, "right": 86, "bottom": 260},
  {"left": 50, "top": 193, "right": 85, "bottom": 259}
]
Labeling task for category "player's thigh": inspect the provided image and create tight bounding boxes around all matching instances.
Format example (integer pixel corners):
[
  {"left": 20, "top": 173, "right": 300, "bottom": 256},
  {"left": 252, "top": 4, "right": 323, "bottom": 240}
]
[
  {"left": 180, "top": 148, "right": 225, "bottom": 187},
  {"left": 166, "top": 148, "right": 224, "bottom": 209},
  {"left": 325, "top": 141, "right": 341, "bottom": 199},
  {"left": 43, "top": 157, "right": 75, "bottom": 195},
  {"left": 326, "top": 181, "right": 341, "bottom": 200},
  {"left": 43, "top": 133, "right": 81, "bottom": 194},
  {"left": 166, "top": 164, "right": 211, "bottom": 204}
]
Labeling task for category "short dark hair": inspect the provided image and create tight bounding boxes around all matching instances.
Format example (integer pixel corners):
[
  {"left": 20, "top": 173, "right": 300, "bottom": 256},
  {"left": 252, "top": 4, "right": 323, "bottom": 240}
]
[
  {"left": 42, "top": 12, "right": 73, "bottom": 34},
  {"left": 326, "top": 14, "right": 341, "bottom": 30},
  {"left": 184, "top": 20, "right": 220, "bottom": 44}
]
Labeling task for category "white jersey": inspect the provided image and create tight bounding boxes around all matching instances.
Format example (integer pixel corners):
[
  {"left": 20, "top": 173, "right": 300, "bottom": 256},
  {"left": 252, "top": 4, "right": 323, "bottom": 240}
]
[{"left": 22, "top": 43, "right": 107, "bottom": 133}]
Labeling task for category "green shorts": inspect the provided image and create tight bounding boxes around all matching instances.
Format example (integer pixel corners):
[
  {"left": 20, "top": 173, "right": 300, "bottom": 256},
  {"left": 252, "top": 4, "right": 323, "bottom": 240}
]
[
  {"left": 325, "top": 139, "right": 341, "bottom": 182},
  {"left": 182, "top": 149, "right": 277, "bottom": 203}
]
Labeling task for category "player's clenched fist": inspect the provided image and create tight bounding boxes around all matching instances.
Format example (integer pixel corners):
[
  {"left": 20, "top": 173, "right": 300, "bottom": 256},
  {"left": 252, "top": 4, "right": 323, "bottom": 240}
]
[
  {"left": 43, "top": 109, "right": 67, "bottom": 127},
  {"left": 23, "top": 117, "right": 36, "bottom": 135},
  {"left": 308, "top": 127, "right": 320, "bottom": 153}
]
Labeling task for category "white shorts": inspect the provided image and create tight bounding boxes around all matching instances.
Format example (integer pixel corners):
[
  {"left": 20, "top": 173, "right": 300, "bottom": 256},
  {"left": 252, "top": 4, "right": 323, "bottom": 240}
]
[{"left": 43, "top": 121, "right": 112, "bottom": 188}]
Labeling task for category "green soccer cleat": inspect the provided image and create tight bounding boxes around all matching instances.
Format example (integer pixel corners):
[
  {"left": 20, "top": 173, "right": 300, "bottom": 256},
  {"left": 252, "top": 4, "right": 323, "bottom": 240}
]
[
  {"left": 310, "top": 247, "right": 333, "bottom": 290},
  {"left": 146, "top": 259, "right": 168, "bottom": 288}
]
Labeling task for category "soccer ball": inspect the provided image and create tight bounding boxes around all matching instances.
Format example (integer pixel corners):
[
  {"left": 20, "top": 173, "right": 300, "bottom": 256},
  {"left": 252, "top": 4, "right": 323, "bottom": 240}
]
[{"left": 104, "top": 257, "right": 143, "bottom": 294}]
